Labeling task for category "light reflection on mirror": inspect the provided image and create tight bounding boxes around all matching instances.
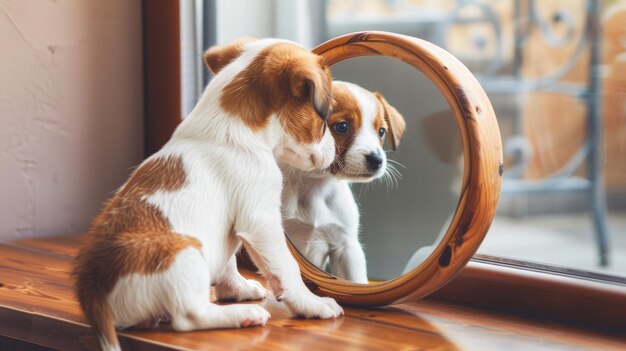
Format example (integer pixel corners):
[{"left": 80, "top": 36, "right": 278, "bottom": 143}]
[{"left": 282, "top": 56, "right": 463, "bottom": 283}]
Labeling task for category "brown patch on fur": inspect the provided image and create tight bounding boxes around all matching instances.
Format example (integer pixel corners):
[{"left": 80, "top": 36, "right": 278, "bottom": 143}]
[
  {"left": 74, "top": 155, "right": 200, "bottom": 293},
  {"left": 73, "top": 155, "right": 201, "bottom": 348},
  {"left": 374, "top": 92, "right": 406, "bottom": 151},
  {"left": 219, "top": 42, "right": 331, "bottom": 143},
  {"left": 204, "top": 37, "right": 257, "bottom": 75},
  {"left": 373, "top": 103, "right": 387, "bottom": 148},
  {"left": 328, "top": 83, "right": 362, "bottom": 174}
]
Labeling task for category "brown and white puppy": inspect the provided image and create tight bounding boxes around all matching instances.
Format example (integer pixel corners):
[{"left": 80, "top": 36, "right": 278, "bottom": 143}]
[
  {"left": 282, "top": 81, "right": 406, "bottom": 283},
  {"left": 73, "top": 38, "right": 342, "bottom": 351}
]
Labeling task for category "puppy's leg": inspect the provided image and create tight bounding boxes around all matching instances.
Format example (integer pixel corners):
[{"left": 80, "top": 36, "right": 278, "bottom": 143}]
[
  {"left": 170, "top": 303, "right": 270, "bottom": 331},
  {"left": 214, "top": 255, "right": 269, "bottom": 302},
  {"left": 301, "top": 239, "right": 331, "bottom": 271},
  {"left": 329, "top": 237, "right": 368, "bottom": 284},
  {"left": 237, "top": 211, "right": 343, "bottom": 319},
  {"left": 167, "top": 248, "right": 269, "bottom": 330}
]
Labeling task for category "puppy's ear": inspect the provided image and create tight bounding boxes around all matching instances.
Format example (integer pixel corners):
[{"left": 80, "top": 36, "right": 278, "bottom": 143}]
[
  {"left": 288, "top": 58, "right": 332, "bottom": 121},
  {"left": 375, "top": 92, "right": 406, "bottom": 151},
  {"left": 203, "top": 37, "right": 257, "bottom": 75}
]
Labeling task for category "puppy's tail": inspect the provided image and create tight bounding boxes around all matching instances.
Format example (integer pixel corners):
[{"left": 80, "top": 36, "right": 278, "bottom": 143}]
[
  {"left": 79, "top": 291, "right": 120, "bottom": 351},
  {"left": 73, "top": 246, "right": 120, "bottom": 351}
]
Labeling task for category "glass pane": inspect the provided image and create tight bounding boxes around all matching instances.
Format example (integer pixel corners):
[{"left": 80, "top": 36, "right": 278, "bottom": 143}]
[{"left": 322, "top": 0, "right": 626, "bottom": 280}]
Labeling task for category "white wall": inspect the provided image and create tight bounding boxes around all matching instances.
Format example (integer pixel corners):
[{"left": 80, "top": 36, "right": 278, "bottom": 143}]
[{"left": 0, "top": 1, "right": 144, "bottom": 241}]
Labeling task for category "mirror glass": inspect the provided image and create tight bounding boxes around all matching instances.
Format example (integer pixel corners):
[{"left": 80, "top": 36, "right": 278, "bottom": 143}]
[{"left": 283, "top": 56, "right": 463, "bottom": 283}]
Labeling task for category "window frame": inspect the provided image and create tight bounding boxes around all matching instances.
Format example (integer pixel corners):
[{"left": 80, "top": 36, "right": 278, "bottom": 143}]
[
  {"left": 142, "top": 0, "right": 182, "bottom": 156},
  {"left": 429, "top": 256, "right": 626, "bottom": 335}
]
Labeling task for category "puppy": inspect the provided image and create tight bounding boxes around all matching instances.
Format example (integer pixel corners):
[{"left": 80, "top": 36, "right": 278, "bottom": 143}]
[
  {"left": 73, "top": 38, "right": 343, "bottom": 351},
  {"left": 281, "top": 81, "right": 406, "bottom": 284}
]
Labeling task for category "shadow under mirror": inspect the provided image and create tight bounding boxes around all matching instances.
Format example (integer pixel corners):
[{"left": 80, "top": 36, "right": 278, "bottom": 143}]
[{"left": 282, "top": 56, "right": 463, "bottom": 283}]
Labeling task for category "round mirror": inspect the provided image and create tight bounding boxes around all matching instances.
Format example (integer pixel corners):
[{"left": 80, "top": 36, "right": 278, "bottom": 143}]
[{"left": 285, "top": 31, "right": 503, "bottom": 305}]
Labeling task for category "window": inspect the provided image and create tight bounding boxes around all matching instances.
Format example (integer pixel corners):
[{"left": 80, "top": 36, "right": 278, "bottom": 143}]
[{"left": 323, "top": 0, "right": 626, "bottom": 281}]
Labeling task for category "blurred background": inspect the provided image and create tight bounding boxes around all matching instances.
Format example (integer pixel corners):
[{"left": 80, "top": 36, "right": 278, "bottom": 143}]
[{"left": 1, "top": 0, "right": 624, "bottom": 281}]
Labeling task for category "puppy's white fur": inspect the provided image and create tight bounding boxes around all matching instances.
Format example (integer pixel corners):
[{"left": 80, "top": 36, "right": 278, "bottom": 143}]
[
  {"left": 74, "top": 39, "right": 342, "bottom": 351},
  {"left": 282, "top": 82, "right": 405, "bottom": 284},
  {"left": 282, "top": 167, "right": 366, "bottom": 282}
]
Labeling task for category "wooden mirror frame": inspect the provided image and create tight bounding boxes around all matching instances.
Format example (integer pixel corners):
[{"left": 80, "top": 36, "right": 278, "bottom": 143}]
[{"left": 287, "top": 31, "right": 504, "bottom": 306}]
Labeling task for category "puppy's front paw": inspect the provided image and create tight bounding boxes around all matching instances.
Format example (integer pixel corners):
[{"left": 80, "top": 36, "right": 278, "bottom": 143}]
[
  {"left": 216, "top": 278, "right": 269, "bottom": 302},
  {"left": 241, "top": 279, "right": 270, "bottom": 301},
  {"left": 284, "top": 294, "right": 343, "bottom": 319}
]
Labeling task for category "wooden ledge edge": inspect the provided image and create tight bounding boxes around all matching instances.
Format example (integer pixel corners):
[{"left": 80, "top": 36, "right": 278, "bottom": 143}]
[
  {"left": 428, "top": 259, "right": 626, "bottom": 337},
  {"left": 0, "top": 305, "right": 181, "bottom": 351}
]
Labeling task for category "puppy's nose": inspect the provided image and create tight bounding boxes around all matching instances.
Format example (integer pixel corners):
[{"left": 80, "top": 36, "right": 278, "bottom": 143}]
[{"left": 365, "top": 152, "right": 383, "bottom": 172}]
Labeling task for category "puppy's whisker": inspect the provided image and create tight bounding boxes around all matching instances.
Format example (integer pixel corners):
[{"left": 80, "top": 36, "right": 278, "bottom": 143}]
[
  {"left": 333, "top": 156, "right": 346, "bottom": 170},
  {"left": 382, "top": 163, "right": 402, "bottom": 190},
  {"left": 377, "top": 172, "right": 390, "bottom": 193},
  {"left": 381, "top": 171, "right": 393, "bottom": 191},
  {"left": 392, "top": 170, "right": 401, "bottom": 188},
  {"left": 387, "top": 162, "right": 403, "bottom": 178},
  {"left": 387, "top": 158, "right": 407, "bottom": 169}
]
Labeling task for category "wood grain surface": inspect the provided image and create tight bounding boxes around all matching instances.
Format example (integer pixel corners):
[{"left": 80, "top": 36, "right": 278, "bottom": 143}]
[{"left": 1, "top": 235, "right": 625, "bottom": 350}]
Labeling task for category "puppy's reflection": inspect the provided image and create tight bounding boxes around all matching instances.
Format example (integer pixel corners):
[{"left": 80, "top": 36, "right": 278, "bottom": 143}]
[{"left": 281, "top": 81, "right": 406, "bottom": 283}]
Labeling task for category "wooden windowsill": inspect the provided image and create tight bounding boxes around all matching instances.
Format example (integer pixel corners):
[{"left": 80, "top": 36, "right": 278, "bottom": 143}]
[
  {"left": 429, "top": 256, "right": 626, "bottom": 336},
  {"left": 1, "top": 235, "right": 625, "bottom": 350}
]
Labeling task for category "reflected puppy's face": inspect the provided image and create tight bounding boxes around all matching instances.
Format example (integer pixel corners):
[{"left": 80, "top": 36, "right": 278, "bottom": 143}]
[{"left": 328, "top": 81, "right": 406, "bottom": 182}]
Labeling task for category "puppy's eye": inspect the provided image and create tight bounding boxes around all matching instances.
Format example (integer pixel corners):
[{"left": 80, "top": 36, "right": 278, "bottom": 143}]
[
  {"left": 334, "top": 121, "right": 349, "bottom": 134},
  {"left": 378, "top": 128, "right": 386, "bottom": 138}
]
